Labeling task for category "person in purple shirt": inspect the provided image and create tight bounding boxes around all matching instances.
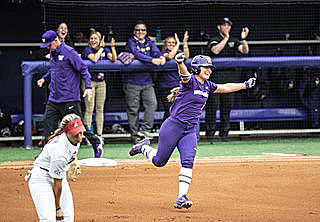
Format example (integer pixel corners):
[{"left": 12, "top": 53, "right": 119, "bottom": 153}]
[
  {"left": 157, "top": 32, "right": 190, "bottom": 124},
  {"left": 81, "top": 31, "right": 117, "bottom": 142},
  {"left": 124, "top": 21, "right": 166, "bottom": 144},
  {"left": 37, "top": 30, "right": 104, "bottom": 158},
  {"left": 129, "top": 52, "right": 256, "bottom": 209}
]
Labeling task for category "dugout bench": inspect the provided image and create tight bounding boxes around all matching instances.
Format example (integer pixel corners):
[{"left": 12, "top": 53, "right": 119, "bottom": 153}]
[{"left": 5, "top": 107, "right": 315, "bottom": 143}]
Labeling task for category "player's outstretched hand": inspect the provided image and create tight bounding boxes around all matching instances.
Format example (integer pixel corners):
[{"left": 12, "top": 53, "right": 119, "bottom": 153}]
[
  {"left": 175, "top": 52, "right": 185, "bottom": 64},
  {"left": 245, "top": 78, "right": 256, "bottom": 89}
]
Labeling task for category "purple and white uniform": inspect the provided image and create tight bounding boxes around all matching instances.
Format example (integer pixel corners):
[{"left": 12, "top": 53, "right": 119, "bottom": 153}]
[{"left": 153, "top": 74, "right": 217, "bottom": 169}]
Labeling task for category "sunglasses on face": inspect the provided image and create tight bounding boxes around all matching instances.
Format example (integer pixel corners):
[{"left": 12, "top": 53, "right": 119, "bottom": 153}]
[{"left": 134, "top": 29, "right": 146, "bottom": 32}]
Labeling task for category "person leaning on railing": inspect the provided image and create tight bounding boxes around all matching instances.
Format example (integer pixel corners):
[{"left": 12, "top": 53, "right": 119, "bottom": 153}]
[{"left": 123, "top": 20, "right": 166, "bottom": 144}]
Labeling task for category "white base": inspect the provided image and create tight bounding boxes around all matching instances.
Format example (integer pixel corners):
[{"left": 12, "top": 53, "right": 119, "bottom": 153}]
[{"left": 78, "top": 158, "right": 118, "bottom": 167}]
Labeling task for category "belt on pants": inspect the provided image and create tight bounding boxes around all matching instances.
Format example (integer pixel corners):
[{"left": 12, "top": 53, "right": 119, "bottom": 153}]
[{"left": 40, "top": 167, "right": 49, "bottom": 172}]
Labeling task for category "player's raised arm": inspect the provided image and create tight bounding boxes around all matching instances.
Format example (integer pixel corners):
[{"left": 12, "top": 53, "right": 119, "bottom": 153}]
[
  {"left": 215, "top": 77, "right": 256, "bottom": 93},
  {"left": 175, "top": 52, "right": 191, "bottom": 83}
]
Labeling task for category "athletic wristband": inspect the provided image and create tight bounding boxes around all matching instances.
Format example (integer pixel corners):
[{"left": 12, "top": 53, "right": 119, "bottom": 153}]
[
  {"left": 176, "top": 61, "right": 183, "bottom": 64},
  {"left": 56, "top": 207, "right": 61, "bottom": 211},
  {"left": 180, "top": 73, "right": 191, "bottom": 81},
  {"left": 245, "top": 81, "right": 249, "bottom": 89},
  {"left": 241, "top": 38, "right": 246, "bottom": 41}
]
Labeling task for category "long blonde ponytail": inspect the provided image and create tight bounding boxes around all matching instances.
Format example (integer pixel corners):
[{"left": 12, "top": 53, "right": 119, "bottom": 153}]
[{"left": 167, "top": 87, "right": 180, "bottom": 103}]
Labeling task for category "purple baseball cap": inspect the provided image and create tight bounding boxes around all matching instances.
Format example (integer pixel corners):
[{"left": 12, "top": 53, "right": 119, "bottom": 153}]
[{"left": 40, "top": 30, "right": 57, "bottom": 48}]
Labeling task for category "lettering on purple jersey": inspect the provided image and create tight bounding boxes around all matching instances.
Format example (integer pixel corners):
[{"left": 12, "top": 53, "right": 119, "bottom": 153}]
[{"left": 193, "top": 90, "right": 208, "bottom": 98}]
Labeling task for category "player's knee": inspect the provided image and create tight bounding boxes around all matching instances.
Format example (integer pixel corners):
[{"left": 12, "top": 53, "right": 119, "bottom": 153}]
[{"left": 152, "top": 159, "right": 167, "bottom": 167}]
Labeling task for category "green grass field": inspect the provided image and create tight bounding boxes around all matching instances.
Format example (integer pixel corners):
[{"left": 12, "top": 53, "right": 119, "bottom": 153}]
[{"left": 0, "top": 138, "right": 319, "bottom": 162}]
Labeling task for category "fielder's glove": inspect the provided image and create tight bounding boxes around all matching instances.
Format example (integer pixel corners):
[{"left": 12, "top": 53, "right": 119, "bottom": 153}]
[
  {"left": 67, "top": 158, "right": 81, "bottom": 182},
  {"left": 244, "top": 78, "right": 256, "bottom": 89}
]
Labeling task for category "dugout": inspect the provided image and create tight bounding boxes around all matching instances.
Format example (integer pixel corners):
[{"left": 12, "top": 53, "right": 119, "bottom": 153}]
[
  {"left": 1, "top": 0, "right": 320, "bottom": 147},
  {"left": 21, "top": 56, "right": 320, "bottom": 147}
]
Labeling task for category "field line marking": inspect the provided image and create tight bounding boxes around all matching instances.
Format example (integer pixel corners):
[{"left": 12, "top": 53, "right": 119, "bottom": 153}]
[{"left": 1, "top": 155, "right": 320, "bottom": 169}]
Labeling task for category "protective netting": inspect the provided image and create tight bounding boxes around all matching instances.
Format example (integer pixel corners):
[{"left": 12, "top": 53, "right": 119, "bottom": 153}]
[
  {"left": 31, "top": 0, "right": 320, "bottom": 137},
  {"left": 42, "top": 1, "right": 320, "bottom": 45}
]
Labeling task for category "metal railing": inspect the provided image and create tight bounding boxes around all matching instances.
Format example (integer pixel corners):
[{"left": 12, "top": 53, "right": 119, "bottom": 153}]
[{"left": 1, "top": 40, "right": 320, "bottom": 47}]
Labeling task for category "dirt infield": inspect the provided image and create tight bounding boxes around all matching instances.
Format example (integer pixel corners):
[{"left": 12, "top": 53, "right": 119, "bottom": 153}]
[{"left": 1, "top": 156, "right": 320, "bottom": 222}]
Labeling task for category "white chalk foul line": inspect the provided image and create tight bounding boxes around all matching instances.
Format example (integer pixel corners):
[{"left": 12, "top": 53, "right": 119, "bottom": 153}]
[
  {"left": 262, "top": 153, "right": 297, "bottom": 157},
  {"left": 1, "top": 155, "right": 320, "bottom": 169}
]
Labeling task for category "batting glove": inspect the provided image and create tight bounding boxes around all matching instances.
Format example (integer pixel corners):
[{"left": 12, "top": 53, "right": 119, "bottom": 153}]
[
  {"left": 175, "top": 52, "right": 185, "bottom": 64},
  {"left": 245, "top": 78, "right": 256, "bottom": 89}
]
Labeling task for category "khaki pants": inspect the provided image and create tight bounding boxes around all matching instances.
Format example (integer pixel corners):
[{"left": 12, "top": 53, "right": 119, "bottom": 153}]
[{"left": 81, "top": 80, "right": 106, "bottom": 135}]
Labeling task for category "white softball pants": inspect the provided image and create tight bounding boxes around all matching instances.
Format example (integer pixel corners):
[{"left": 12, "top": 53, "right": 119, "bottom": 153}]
[{"left": 28, "top": 166, "right": 74, "bottom": 222}]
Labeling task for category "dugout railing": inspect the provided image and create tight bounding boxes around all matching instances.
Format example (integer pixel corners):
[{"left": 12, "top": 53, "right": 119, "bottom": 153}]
[{"left": 21, "top": 56, "right": 320, "bottom": 148}]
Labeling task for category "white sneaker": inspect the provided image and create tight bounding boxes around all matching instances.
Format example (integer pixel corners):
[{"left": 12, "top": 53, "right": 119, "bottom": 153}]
[{"left": 97, "top": 135, "right": 104, "bottom": 145}]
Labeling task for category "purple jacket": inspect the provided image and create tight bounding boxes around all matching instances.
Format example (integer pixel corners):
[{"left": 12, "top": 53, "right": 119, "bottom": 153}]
[
  {"left": 123, "top": 36, "right": 161, "bottom": 85},
  {"left": 43, "top": 42, "right": 92, "bottom": 103}
]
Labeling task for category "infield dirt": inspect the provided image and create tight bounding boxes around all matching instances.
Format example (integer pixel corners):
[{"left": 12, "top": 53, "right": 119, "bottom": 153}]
[{"left": 1, "top": 157, "right": 320, "bottom": 221}]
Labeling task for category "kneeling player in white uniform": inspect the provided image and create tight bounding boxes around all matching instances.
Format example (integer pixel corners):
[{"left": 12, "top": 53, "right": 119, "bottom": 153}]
[{"left": 27, "top": 114, "right": 85, "bottom": 221}]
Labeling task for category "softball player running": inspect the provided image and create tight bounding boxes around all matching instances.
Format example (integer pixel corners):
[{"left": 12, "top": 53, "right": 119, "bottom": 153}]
[
  {"left": 129, "top": 53, "right": 256, "bottom": 209},
  {"left": 27, "top": 114, "right": 85, "bottom": 221}
]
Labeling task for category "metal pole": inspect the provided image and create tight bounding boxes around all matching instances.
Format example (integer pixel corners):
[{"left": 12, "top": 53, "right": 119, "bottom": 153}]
[{"left": 23, "top": 73, "right": 33, "bottom": 149}]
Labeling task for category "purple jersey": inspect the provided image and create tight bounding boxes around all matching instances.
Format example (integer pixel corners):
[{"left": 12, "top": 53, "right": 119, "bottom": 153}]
[
  {"left": 81, "top": 47, "right": 111, "bottom": 61},
  {"left": 123, "top": 36, "right": 161, "bottom": 85},
  {"left": 81, "top": 47, "right": 111, "bottom": 81},
  {"left": 169, "top": 75, "right": 217, "bottom": 125},
  {"left": 157, "top": 49, "right": 180, "bottom": 89}
]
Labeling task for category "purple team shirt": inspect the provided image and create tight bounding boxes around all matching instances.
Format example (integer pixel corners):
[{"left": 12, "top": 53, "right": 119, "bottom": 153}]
[
  {"left": 42, "top": 42, "right": 92, "bottom": 103},
  {"left": 169, "top": 75, "right": 217, "bottom": 125},
  {"left": 81, "top": 47, "right": 111, "bottom": 81},
  {"left": 157, "top": 49, "right": 180, "bottom": 89},
  {"left": 123, "top": 36, "right": 161, "bottom": 85}
]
